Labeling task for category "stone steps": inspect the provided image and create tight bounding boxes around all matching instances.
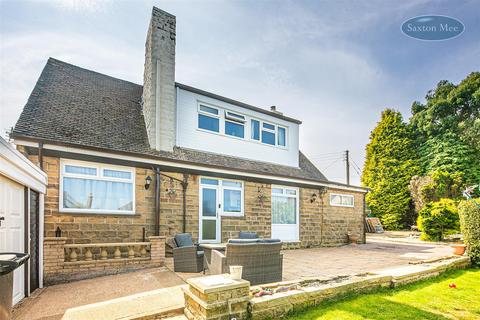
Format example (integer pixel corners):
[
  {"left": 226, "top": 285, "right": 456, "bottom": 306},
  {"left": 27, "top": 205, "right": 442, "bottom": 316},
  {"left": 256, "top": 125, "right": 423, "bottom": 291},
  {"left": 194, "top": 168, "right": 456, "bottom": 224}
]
[{"left": 62, "top": 285, "right": 187, "bottom": 320}]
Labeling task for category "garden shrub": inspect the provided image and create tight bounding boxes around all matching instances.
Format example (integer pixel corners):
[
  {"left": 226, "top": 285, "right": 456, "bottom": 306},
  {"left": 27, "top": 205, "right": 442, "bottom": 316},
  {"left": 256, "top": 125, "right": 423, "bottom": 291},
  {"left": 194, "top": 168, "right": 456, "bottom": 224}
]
[
  {"left": 417, "top": 198, "right": 459, "bottom": 241},
  {"left": 459, "top": 199, "right": 480, "bottom": 265}
]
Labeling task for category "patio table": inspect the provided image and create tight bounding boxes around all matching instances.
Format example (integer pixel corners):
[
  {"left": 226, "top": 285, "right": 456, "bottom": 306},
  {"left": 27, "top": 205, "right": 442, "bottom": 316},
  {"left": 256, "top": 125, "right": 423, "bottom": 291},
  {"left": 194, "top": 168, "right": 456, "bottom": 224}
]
[{"left": 199, "top": 243, "right": 226, "bottom": 272}]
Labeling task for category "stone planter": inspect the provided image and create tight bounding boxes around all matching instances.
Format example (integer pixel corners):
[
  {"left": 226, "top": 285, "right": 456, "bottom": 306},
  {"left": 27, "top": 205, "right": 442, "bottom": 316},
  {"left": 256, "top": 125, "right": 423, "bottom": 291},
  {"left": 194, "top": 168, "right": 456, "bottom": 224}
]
[
  {"left": 348, "top": 234, "right": 359, "bottom": 245},
  {"left": 451, "top": 244, "right": 466, "bottom": 256}
]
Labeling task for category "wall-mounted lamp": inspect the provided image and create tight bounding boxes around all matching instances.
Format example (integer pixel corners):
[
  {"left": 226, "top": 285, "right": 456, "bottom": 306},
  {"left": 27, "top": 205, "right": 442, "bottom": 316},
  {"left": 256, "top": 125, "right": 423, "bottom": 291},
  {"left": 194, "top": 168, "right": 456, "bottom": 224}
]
[
  {"left": 310, "top": 193, "right": 318, "bottom": 203},
  {"left": 145, "top": 175, "right": 152, "bottom": 190},
  {"left": 55, "top": 226, "right": 62, "bottom": 237}
]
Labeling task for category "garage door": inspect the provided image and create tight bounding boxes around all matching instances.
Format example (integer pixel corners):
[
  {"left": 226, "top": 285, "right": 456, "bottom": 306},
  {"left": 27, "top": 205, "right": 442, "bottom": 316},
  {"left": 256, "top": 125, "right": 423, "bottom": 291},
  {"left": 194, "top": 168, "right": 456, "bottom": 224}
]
[{"left": 0, "top": 175, "right": 25, "bottom": 305}]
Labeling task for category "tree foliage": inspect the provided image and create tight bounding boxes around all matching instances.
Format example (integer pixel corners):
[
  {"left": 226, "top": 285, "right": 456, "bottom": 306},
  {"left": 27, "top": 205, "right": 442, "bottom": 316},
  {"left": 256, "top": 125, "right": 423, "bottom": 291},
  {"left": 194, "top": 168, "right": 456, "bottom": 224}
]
[
  {"left": 411, "top": 72, "right": 480, "bottom": 185},
  {"left": 459, "top": 199, "right": 480, "bottom": 265},
  {"left": 362, "top": 109, "right": 419, "bottom": 229},
  {"left": 409, "top": 170, "right": 463, "bottom": 213},
  {"left": 363, "top": 72, "right": 480, "bottom": 230},
  {"left": 417, "top": 198, "right": 459, "bottom": 241}
]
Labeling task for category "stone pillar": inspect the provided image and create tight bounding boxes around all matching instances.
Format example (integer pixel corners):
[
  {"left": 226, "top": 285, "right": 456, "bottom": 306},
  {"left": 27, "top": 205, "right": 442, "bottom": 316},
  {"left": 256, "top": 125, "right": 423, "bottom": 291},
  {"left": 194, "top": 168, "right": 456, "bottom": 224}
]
[
  {"left": 43, "top": 237, "right": 66, "bottom": 284},
  {"left": 149, "top": 236, "right": 166, "bottom": 266},
  {"left": 183, "top": 274, "right": 250, "bottom": 320}
]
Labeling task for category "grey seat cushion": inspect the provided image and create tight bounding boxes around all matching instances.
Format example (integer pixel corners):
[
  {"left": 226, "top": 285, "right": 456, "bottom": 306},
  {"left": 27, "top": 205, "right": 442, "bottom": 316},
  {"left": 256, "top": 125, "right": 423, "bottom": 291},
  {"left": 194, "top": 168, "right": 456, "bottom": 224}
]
[
  {"left": 258, "top": 238, "right": 282, "bottom": 243},
  {"left": 228, "top": 239, "right": 259, "bottom": 244},
  {"left": 239, "top": 231, "right": 258, "bottom": 239},
  {"left": 174, "top": 233, "right": 194, "bottom": 247},
  {"left": 196, "top": 251, "right": 204, "bottom": 257}
]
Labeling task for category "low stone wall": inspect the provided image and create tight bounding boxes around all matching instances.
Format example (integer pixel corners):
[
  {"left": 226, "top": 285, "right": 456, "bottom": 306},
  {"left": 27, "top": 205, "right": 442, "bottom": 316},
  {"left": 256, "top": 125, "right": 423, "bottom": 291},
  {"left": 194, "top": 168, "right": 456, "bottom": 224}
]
[
  {"left": 249, "top": 256, "right": 470, "bottom": 319},
  {"left": 180, "top": 256, "right": 470, "bottom": 320},
  {"left": 43, "top": 236, "right": 166, "bottom": 285}
]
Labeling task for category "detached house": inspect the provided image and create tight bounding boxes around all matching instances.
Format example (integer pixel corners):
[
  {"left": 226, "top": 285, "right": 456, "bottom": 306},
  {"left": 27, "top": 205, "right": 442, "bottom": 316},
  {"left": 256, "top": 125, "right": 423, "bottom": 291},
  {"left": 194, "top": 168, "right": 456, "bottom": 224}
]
[{"left": 11, "top": 7, "right": 367, "bottom": 285}]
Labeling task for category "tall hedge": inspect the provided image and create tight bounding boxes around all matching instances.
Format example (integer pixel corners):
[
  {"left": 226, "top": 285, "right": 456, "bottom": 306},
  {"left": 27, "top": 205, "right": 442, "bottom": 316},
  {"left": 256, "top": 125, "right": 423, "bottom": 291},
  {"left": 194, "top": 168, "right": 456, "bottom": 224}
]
[
  {"left": 459, "top": 199, "right": 480, "bottom": 264},
  {"left": 362, "top": 109, "right": 419, "bottom": 229}
]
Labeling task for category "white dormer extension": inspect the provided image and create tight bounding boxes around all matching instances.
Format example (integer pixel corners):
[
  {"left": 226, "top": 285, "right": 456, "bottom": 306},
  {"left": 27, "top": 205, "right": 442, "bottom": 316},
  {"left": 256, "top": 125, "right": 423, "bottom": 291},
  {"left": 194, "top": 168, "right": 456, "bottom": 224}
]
[
  {"left": 141, "top": 8, "right": 300, "bottom": 167},
  {"left": 175, "top": 86, "right": 301, "bottom": 168}
]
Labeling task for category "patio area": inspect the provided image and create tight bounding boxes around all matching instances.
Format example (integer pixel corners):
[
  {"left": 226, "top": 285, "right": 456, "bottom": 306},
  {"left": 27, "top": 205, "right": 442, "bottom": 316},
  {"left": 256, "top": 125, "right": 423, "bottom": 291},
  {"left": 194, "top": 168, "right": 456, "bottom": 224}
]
[{"left": 13, "top": 240, "right": 455, "bottom": 320}]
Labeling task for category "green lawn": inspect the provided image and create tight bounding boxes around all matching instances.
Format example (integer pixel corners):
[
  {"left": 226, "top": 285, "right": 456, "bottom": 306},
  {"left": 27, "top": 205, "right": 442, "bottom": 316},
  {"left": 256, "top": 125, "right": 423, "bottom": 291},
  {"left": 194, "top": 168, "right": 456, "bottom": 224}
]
[{"left": 286, "top": 268, "right": 480, "bottom": 320}]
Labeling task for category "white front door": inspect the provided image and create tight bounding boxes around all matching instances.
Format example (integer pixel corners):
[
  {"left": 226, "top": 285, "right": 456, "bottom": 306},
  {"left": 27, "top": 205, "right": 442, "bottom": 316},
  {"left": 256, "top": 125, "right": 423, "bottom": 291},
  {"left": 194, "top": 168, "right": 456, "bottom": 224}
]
[
  {"left": 0, "top": 175, "right": 25, "bottom": 305},
  {"left": 199, "top": 179, "right": 220, "bottom": 243},
  {"left": 271, "top": 186, "right": 299, "bottom": 242}
]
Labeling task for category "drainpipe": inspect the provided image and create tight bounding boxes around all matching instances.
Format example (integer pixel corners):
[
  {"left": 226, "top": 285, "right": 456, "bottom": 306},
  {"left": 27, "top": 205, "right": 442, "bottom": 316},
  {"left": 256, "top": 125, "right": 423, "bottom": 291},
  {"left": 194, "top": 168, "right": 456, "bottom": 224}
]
[
  {"left": 38, "top": 142, "right": 44, "bottom": 170},
  {"left": 154, "top": 167, "right": 161, "bottom": 236},
  {"left": 181, "top": 174, "right": 189, "bottom": 233},
  {"left": 362, "top": 191, "right": 368, "bottom": 244}
]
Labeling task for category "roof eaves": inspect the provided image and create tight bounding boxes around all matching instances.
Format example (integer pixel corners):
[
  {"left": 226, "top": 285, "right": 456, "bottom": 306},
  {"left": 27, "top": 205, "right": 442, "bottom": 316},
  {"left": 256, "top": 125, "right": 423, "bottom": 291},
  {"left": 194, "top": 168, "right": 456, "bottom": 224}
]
[{"left": 175, "top": 82, "right": 302, "bottom": 124}]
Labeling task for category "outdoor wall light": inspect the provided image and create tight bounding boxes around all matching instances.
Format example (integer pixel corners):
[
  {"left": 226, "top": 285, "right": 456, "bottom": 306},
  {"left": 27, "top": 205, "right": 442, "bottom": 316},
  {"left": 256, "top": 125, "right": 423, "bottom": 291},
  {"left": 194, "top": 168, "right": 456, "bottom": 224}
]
[
  {"left": 145, "top": 175, "right": 152, "bottom": 190},
  {"left": 310, "top": 193, "right": 318, "bottom": 203}
]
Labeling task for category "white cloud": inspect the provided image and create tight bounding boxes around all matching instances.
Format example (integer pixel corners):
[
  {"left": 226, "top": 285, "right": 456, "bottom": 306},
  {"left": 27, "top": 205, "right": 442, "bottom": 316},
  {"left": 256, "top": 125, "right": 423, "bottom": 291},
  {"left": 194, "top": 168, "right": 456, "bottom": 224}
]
[{"left": 40, "top": 0, "right": 113, "bottom": 12}]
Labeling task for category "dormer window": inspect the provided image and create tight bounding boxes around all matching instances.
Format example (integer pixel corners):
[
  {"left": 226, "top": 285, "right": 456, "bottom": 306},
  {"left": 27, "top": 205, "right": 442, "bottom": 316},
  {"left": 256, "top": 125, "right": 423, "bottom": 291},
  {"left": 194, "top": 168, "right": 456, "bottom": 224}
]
[
  {"left": 261, "top": 122, "right": 276, "bottom": 145},
  {"left": 278, "top": 126, "right": 286, "bottom": 146},
  {"left": 197, "top": 102, "right": 288, "bottom": 148},
  {"left": 225, "top": 111, "right": 245, "bottom": 138},
  {"left": 198, "top": 104, "right": 219, "bottom": 132}
]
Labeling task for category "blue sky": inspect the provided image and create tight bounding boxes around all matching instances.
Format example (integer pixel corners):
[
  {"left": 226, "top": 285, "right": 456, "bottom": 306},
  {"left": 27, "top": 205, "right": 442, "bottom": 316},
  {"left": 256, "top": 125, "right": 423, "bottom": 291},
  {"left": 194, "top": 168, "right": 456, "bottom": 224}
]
[{"left": 1, "top": 0, "right": 478, "bottom": 185}]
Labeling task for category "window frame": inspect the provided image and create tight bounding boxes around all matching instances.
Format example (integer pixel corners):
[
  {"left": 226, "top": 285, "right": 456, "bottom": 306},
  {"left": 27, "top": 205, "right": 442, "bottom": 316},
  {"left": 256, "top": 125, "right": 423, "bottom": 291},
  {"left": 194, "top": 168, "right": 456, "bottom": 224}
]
[
  {"left": 250, "top": 117, "right": 288, "bottom": 148},
  {"left": 196, "top": 101, "right": 288, "bottom": 149},
  {"left": 59, "top": 159, "right": 136, "bottom": 215},
  {"left": 271, "top": 185, "right": 299, "bottom": 226},
  {"left": 329, "top": 193, "right": 355, "bottom": 208},
  {"left": 200, "top": 176, "right": 244, "bottom": 217},
  {"left": 198, "top": 103, "right": 221, "bottom": 133}
]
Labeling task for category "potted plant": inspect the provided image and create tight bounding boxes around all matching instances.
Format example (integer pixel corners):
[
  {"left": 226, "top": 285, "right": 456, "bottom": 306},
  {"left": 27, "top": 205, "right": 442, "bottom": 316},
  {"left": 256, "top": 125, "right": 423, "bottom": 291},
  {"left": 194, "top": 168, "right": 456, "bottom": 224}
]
[
  {"left": 450, "top": 242, "right": 466, "bottom": 255},
  {"left": 347, "top": 233, "right": 359, "bottom": 245}
]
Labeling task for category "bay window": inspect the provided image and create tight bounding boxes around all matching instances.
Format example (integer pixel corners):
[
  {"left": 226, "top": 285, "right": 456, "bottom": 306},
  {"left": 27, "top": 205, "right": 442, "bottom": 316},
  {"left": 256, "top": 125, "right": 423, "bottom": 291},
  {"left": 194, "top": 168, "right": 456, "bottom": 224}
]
[{"left": 60, "top": 160, "right": 135, "bottom": 214}]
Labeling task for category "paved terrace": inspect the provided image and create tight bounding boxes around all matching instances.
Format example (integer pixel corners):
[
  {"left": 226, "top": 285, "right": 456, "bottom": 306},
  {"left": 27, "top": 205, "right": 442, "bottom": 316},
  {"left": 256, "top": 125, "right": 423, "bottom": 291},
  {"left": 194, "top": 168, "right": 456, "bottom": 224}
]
[{"left": 13, "top": 240, "right": 454, "bottom": 320}]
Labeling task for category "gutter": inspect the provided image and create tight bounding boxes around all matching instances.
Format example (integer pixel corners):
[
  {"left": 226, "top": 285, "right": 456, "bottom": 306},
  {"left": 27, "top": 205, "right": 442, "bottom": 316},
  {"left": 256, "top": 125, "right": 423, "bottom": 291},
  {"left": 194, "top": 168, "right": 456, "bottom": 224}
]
[{"left": 12, "top": 137, "right": 368, "bottom": 193}]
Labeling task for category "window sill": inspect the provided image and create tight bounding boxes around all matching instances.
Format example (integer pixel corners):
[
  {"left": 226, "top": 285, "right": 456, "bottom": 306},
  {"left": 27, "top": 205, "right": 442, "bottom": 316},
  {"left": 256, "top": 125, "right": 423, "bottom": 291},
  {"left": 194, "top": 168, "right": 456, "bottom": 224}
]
[
  {"left": 220, "top": 213, "right": 244, "bottom": 218},
  {"left": 58, "top": 210, "right": 140, "bottom": 217}
]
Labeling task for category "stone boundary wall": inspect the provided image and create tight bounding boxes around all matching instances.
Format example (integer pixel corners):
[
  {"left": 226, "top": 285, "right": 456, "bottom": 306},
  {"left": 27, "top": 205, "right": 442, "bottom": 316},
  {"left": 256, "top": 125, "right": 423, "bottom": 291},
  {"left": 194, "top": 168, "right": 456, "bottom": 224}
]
[
  {"left": 180, "top": 256, "right": 469, "bottom": 320},
  {"left": 43, "top": 236, "right": 165, "bottom": 285},
  {"left": 248, "top": 256, "right": 470, "bottom": 319}
]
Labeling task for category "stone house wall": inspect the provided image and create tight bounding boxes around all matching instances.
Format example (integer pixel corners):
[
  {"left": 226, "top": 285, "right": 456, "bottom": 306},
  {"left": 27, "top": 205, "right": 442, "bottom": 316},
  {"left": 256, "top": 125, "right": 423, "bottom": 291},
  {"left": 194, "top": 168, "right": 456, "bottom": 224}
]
[{"left": 23, "top": 153, "right": 364, "bottom": 247}]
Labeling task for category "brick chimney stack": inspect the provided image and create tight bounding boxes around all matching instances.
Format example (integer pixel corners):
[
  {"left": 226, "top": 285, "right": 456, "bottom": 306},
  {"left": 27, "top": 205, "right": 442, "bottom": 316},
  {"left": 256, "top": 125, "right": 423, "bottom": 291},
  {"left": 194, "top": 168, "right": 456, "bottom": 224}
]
[{"left": 142, "top": 7, "right": 176, "bottom": 152}]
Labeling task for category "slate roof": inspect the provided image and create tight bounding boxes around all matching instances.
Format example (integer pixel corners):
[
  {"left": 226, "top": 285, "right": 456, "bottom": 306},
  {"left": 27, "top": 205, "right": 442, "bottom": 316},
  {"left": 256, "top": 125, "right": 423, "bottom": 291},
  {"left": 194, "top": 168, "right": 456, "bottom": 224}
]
[{"left": 12, "top": 58, "right": 328, "bottom": 183}]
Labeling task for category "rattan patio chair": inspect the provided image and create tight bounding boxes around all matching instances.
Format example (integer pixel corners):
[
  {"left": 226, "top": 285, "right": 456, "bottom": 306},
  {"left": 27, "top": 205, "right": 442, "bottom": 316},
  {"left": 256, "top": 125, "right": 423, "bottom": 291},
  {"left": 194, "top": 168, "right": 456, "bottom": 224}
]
[
  {"left": 172, "top": 233, "right": 204, "bottom": 273},
  {"left": 210, "top": 239, "right": 283, "bottom": 285}
]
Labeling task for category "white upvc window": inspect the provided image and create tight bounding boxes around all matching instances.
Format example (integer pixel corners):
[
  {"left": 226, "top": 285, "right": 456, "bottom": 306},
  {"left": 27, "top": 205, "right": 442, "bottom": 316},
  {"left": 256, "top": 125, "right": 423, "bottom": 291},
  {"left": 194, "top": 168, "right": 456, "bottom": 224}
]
[
  {"left": 197, "top": 101, "right": 288, "bottom": 148},
  {"left": 200, "top": 177, "right": 244, "bottom": 217},
  {"left": 329, "top": 193, "right": 355, "bottom": 207},
  {"left": 198, "top": 104, "right": 220, "bottom": 133},
  {"left": 250, "top": 118, "right": 288, "bottom": 148},
  {"left": 60, "top": 159, "right": 135, "bottom": 214}
]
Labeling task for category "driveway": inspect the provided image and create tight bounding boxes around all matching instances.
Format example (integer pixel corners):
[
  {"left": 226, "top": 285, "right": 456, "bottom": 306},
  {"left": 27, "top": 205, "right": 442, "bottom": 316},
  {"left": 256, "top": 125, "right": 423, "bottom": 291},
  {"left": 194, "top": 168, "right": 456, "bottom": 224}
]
[{"left": 13, "top": 240, "right": 454, "bottom": 320}]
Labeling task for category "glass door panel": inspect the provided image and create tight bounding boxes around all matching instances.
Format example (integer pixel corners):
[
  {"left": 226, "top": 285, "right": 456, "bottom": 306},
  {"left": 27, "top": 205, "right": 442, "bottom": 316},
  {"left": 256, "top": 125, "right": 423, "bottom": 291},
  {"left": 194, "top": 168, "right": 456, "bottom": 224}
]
[{"left": 200, "top": 186, "right": 220, "bottom": 243}]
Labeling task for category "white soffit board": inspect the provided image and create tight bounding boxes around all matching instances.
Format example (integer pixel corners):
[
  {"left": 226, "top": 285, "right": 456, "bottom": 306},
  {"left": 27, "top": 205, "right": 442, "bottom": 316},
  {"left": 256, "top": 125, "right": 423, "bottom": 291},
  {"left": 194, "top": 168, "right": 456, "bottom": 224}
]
[{"left": 0, "top": 138, "right": 47, "bottom": 193}]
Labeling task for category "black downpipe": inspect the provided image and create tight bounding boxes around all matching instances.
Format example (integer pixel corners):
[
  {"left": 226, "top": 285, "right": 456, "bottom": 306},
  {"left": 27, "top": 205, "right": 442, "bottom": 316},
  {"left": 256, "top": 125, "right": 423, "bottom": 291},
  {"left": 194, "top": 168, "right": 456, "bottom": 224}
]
[
  {"left": 38, "top": 142, "right": 44, "bottom": 170},
  {"left": 154, "top": 167, "right": 161, "bottom": 236},
  {"left": 181, "top": 174, "right": 189, "bottom": 233}
]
